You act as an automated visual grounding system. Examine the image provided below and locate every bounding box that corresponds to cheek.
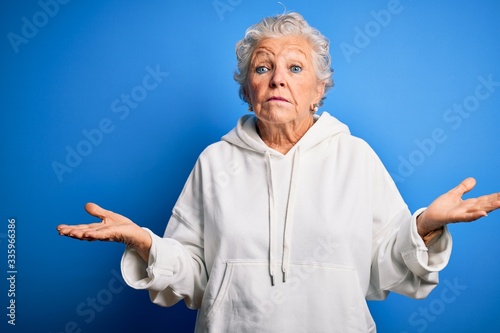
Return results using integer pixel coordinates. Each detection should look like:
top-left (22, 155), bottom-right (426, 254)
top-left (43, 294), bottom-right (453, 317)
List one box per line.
top-left (302, 76), bottom-right (322, 98)
top-left (248, 79), bottom-right (266, 99)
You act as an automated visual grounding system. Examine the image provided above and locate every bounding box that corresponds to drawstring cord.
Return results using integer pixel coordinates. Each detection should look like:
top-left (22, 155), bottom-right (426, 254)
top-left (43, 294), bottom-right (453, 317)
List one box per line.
top-left (281, 148), bottom-right (300, 282)
top-left (265, 149), bottom-right (300, 285)
top-left (265, 151), bottom-right (276, 286)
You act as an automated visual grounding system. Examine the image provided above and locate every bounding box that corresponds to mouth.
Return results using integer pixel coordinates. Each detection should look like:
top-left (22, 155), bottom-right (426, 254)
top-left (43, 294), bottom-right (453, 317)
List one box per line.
top-left (267, 96), bottom-right (289, 102)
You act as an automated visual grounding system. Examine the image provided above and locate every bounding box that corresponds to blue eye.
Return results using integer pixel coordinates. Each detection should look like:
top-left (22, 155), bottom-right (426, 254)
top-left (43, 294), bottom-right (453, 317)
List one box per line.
top-left (256, 66), bottom-right (269, 74)
top-left (290, 65), bottom-right (302, 73)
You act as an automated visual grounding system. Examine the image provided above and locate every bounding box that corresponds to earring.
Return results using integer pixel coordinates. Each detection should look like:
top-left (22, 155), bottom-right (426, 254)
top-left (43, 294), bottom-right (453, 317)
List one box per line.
top-left (311, 104), bottom-right (319, 113)
top-left (248, 105), bottom-right (253, 112)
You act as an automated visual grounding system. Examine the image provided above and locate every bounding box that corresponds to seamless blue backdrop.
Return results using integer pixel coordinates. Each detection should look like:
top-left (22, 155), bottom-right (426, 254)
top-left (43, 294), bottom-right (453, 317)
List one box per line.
top-left (1, 1), bottom-right (500, 332)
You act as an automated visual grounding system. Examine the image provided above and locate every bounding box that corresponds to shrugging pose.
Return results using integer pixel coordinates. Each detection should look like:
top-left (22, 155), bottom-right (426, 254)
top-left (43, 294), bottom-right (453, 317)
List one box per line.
top-left (58, 12), bottom-right (500, 333)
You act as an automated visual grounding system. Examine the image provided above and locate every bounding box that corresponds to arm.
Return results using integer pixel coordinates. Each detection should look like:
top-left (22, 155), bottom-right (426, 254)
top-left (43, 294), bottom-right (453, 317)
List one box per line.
top-left (58, 157), bottom-right (209, 309)
top-left (120, 160), bottom-right (208, 309)
top-left (58, 202), bottom-right (206, 308)
top-left (366, 146), bottom-right (452, 300)
top-left (370, 173), bottom-right (499, 300)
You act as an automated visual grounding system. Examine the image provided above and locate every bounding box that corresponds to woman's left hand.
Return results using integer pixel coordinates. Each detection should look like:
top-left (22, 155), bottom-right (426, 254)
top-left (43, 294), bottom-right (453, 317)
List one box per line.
top-left (417, 177), bottom-right (500, 237)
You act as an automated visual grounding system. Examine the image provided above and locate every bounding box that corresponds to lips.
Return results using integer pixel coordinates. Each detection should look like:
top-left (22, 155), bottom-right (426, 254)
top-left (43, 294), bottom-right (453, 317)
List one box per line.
top-left (267, 96), bottom-right (289, 102)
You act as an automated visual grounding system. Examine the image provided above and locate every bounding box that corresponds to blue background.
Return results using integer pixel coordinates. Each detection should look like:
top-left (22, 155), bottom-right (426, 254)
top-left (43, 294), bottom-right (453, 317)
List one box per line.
top-left (1, 0), bottom-right (500, 332)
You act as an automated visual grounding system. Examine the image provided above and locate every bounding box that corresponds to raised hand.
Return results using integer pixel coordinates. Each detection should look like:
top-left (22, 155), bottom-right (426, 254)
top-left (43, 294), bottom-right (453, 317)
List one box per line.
top-left (57, 203), bottom-right (152, 261)
top-left (417, 177), bottom-right (500, 237)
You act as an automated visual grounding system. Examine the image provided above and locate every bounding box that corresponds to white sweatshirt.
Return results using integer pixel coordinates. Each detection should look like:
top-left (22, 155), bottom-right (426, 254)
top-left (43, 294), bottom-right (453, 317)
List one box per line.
top-left (121, 112), bottom-right (452, 332)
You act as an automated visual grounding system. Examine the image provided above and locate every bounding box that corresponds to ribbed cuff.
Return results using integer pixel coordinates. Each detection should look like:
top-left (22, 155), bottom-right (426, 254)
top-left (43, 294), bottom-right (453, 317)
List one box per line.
top-left (398, 208), bottom-right (452, 277)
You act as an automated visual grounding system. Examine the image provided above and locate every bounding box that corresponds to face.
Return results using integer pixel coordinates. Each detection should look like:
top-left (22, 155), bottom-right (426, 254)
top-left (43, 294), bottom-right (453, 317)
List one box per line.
top-left (245, 35), bottom-right (325, 126)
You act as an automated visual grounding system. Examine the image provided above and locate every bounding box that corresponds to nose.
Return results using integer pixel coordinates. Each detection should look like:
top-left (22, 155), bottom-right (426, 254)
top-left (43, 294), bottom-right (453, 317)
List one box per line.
top-left (270, 67), bottom-right (286, 88)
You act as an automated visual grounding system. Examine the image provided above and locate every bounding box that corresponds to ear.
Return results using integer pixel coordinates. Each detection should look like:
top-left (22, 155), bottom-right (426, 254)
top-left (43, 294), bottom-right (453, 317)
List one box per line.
top-left (243, 86), bottom-right (252, 104)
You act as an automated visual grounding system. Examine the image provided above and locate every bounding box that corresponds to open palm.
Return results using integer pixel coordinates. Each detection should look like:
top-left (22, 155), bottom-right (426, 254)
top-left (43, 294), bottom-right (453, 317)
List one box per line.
top-left (418, 177), bottom-right (500, 236)
top-left (57, 203), bottom-right (151, 260)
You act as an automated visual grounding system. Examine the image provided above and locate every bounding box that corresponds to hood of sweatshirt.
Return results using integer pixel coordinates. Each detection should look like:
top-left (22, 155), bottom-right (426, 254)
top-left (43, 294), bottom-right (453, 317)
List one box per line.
top-left (222, 111), bottom-right (350, 156)
top-left (221, 111), bottom-right (350, 285)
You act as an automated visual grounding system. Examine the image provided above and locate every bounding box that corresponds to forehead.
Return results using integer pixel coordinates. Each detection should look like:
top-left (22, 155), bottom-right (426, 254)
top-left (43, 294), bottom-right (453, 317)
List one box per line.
top-left (252, 35), bottom-right (313, 60)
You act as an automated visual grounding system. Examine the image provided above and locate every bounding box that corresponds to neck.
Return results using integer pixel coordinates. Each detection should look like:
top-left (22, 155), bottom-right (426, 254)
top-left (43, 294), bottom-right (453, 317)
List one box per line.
top-left (257, 115), bottom-right (314, 154)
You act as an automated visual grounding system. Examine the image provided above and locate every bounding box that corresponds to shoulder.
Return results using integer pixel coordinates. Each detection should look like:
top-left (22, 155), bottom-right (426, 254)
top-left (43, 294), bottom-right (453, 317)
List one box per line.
top-left (194, 140), bottom-right (239, 170)
top-left (315, 112), bottom-right (377, 156)
top-left (335, 132), bottom-right (379, 158)
top-left (199, 140), bottom-right (234, 158)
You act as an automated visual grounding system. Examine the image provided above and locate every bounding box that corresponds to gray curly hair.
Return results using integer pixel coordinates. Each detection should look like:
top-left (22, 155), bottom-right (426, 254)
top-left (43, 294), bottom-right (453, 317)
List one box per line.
top-left (234, 12), bottom-right (334, 107)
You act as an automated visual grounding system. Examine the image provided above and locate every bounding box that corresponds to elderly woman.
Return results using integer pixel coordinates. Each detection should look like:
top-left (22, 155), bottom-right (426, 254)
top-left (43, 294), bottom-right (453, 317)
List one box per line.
top-left (58, 12), bottom-right (500, 332)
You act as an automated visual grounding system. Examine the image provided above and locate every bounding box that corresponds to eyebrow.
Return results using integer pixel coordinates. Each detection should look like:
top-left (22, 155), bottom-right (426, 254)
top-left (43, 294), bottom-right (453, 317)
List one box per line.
top-left (254, 45), bottom-right (307, 55)
top-left (252, 46), bottom-right (309, 63)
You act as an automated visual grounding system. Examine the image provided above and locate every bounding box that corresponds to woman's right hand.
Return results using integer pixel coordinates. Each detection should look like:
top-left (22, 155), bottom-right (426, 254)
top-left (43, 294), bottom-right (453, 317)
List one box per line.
top-left (57, 203), bottom-right (152, 262)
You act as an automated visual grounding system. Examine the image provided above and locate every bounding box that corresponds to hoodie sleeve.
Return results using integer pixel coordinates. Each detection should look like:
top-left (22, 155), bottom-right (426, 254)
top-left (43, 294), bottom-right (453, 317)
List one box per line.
top-left (120, 161), bottom-right (208, 309)
top-left (366, 148), bottom-right (452, 300)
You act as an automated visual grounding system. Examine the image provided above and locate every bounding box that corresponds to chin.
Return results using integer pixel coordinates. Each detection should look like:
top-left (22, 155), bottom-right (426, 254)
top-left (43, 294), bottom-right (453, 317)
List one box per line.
top-left (257, 110), bottom-right (297, 124)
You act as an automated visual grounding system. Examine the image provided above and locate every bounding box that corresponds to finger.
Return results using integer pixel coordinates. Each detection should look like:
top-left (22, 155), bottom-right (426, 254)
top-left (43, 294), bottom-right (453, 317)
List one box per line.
top-left (85, 202), bottom-right (112, 219)
top-left (449, 177), bottom-right (476, 197)
top-left (486, 192), bottom-right (500, 205)
top-left (81, 228), bottom-right (118, 242)
top-left (460, 210), bottom-right (488, 222)
top-left (60, 225), bottom-right (109, 240)
top-left (64, 232), bottom-right (97, 241)
top-left (59, 227), bottom-right (95, 239)
top-left (67, 232), bottom-right (104, 242)
top-left (57, 222), bottom-right (103, 234)
top-left (474, 192), bottom-right (500, 213)
top-left (81, 226), bottom-right (127, 243)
